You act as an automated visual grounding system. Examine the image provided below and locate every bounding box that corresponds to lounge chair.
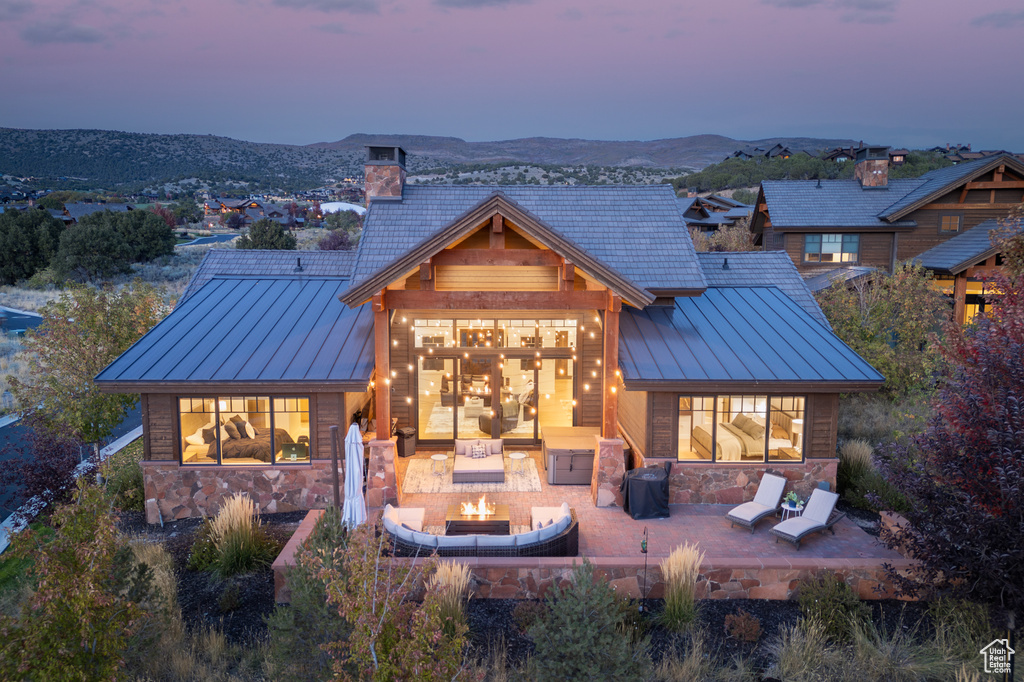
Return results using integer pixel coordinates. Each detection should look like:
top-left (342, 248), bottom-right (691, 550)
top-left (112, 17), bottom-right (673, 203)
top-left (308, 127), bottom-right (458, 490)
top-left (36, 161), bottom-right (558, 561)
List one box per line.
top-left (769, 489), bottom-right (846, 549)
top-left (725, 473), bottom-right (787, 533)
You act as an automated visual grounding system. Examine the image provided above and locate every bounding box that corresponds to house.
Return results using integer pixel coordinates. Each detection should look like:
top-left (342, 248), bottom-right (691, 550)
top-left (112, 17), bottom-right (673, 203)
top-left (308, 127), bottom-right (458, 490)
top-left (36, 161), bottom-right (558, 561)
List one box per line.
top-left (95, 146), bottom-right (882, 524)
top-left (751, 147), bottom-right (1024, 321)
top-left (63, 202), bottom-right (132, 223)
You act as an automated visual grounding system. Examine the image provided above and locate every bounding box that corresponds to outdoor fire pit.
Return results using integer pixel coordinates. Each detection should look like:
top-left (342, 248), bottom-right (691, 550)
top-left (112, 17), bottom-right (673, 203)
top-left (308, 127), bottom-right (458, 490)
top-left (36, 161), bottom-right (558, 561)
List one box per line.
top-left (445, 496), bottom-right (510, 535)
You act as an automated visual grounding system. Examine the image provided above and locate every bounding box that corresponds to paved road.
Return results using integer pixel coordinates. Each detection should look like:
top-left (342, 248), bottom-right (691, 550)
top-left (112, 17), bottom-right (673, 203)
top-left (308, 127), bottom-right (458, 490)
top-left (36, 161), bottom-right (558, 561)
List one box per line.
top-left (179, 234), bottom-right (239, 246)
top-left (0, 307), bottom-right (43, 336)
top-left (0, 404), bottom-right (142, 521)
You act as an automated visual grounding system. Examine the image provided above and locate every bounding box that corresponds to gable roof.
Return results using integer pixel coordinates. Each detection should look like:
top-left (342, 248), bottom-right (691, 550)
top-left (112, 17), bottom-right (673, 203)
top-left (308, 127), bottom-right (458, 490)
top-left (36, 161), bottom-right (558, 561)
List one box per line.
top-left (761, 178), bottom-right (923, 228)
top-left (618, 287), bottom-right (882, 391)
top-left (181, 249), bottom-right (356, 303)
top-left (96, 276), bottom-right (374, 390)
top-left (914, 218), bottom-right (1014, 275)
top-left (343, 185), bottom-right (706, 307)
top-left (64, 202), bottom-right (131, 220)
top-left (697, 252), bottom-right (829, 327)
top-left (879, 154), bottom-right (1024, 220)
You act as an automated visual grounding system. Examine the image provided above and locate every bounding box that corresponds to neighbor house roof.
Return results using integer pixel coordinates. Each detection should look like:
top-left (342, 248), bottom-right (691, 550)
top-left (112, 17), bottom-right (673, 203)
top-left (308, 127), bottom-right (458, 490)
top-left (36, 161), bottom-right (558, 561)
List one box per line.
top-left (803, 266), bottom-right (877, 293)
top-left (914, 219), bottom-right (1011, 275)
top-left (95, 276), bottom-right (374, 391)
top-left (696, 252), bottom-right (829, 327)
top-left (346, 185), bottom-right (706, 304)
top-left (617, 287), bottom-right (882, 391)
top-left (181, 249), bottom-right (356, 303)
top-left (761, 178), bottom-right (923, 228)
top-left (64, 202), bottom-right (132, 221)
top-left (878, 154), bottom-right (1024, 220)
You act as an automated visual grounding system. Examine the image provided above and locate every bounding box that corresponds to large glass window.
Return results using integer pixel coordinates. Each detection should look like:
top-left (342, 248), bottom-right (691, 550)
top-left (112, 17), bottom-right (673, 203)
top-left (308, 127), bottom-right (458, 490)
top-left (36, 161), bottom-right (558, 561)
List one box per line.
top-left (677, 395), bottom-right (806, 463)
top-left (179, 395), bottom-right (310, 466)
top-left (804, 234), bottom-right (859, 263)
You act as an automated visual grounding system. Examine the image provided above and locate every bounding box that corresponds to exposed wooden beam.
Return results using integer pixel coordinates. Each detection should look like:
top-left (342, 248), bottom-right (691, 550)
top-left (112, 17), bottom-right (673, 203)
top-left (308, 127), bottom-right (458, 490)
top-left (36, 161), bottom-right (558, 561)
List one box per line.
top-left (386, 290), bottom-right (608, 310)
top-left (489, 214), bottom-right (505, 249)
top-left (561, 260), bottom-right (575, 292)
top-left (965, 181), bottom-right (1024, 190)
top-left (920, 202), bottom-right (1022, 211)
top-left (431, 249), bottom-right (563, 267)
top-left (602, 293), bottom-right (621, 439)
top-left (419, 259), bottom-right (434, 291)
top-left (373, 294), bottom-right (390, 435)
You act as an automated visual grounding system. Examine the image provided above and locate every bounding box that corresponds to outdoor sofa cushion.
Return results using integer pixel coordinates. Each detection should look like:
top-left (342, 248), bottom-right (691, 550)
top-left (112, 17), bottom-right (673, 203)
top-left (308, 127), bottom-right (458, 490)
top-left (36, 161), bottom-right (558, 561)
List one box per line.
top-left (383, 504), bottom-right (425, 532)
top-left (531, 502), bottom-right (571, 529)
top-left (454, 439), bottom-right (503, 456)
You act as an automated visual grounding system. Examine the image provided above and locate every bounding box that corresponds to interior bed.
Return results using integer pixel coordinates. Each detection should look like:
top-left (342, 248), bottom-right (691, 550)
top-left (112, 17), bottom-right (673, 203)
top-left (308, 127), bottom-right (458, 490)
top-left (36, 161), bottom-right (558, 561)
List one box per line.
top-left (693, 412), bottom-right (797, 461)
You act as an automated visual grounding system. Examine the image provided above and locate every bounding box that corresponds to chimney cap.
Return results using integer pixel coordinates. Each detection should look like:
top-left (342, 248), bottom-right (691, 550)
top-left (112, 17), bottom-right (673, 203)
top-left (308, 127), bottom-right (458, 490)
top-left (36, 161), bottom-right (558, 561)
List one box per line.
top-left (855, 146), bottom-right (890, 162)
top-left (365, 145), bottom-right (407, 169)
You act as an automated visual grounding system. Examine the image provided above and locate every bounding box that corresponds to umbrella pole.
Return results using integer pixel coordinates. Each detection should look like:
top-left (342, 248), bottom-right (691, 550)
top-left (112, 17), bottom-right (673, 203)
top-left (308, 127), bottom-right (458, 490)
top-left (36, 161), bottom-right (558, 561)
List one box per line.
top-left (330, 425), bottom-right (342, 510)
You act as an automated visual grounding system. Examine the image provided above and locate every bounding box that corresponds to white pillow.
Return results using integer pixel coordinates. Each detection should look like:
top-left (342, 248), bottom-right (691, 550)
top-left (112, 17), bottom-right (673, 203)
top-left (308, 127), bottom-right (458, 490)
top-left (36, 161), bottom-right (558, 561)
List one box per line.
top-left (185, 426), bottom-right (205, 446)
top-left (245, 422), bottom-right (256, 439)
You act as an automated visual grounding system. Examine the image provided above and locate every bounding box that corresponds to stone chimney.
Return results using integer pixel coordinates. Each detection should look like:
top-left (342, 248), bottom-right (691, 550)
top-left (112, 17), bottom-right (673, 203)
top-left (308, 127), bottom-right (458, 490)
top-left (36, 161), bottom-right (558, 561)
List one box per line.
top-left (854, 146), bottom-right (890, 188)
top-left (364, 145), bottom-right (406, 202)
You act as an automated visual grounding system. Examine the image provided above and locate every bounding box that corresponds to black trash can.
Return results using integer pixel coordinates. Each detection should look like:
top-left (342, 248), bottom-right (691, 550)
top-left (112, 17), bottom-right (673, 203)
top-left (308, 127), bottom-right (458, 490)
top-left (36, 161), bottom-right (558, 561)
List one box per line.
top-left (396, 427), bottom-right (417, 457)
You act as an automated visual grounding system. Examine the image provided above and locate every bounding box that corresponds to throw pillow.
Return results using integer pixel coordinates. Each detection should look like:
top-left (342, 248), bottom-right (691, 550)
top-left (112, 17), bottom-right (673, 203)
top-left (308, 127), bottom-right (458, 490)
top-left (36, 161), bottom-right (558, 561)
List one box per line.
top-left (771, 424), bottom-right (788, 439)
top-left (470, 443), bottom-right (487, 459)
top-left (245, 422), bottom-right (256, 439)
top-left (535, 521), bottom-right (544, 530)
top-left (400, 522), bottom-right (414, 531)
top-left (202, 427), bottom-right (217, 444)
top-left (223, 421), bottom-right (241, 440)
top-left (229, 414), bottom-right (246, 427)
top-left (235, 421), bottom-right (250, 439)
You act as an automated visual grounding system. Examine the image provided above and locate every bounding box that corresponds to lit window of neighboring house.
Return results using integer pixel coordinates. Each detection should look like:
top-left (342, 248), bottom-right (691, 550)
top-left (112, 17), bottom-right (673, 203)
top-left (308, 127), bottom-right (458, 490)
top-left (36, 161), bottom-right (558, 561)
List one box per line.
top-left (940, 213), bottom-right (962, 233)
top-left (891, 155), bottom-right (905, 163)
top-left (804, 234), bottom-right (859, 263)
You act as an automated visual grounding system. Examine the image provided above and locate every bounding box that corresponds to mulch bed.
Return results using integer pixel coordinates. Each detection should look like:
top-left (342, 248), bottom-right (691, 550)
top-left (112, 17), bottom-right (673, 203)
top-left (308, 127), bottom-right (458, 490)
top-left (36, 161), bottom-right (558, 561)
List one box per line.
top-left (836, 499), bottom-right (882, 537)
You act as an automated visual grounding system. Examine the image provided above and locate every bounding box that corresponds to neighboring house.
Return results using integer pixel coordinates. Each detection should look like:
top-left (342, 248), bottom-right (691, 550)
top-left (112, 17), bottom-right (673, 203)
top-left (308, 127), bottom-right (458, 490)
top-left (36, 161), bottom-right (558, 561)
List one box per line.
top-left (751, 147), bottom-right (1024, 317)
top-left (63, 202), bottom-right (132, 223)
top-left (677, 196), bottom-right (753, 232)
top-left (203, 197), bottom-right (248, 216)
top-left (96, 146), bottom-right (882, 523)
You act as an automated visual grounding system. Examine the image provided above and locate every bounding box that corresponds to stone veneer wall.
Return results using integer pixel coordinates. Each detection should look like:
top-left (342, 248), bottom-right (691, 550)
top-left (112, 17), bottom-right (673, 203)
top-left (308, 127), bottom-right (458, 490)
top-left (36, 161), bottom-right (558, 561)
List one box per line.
top-left (142, 460), bottom-right (343, 524)
top-left (590, 437), bottom-right (626, 507)
top-left (637, 456), bottom-right (838, 504)
top-left (366, 439), bottom-right (398, 509)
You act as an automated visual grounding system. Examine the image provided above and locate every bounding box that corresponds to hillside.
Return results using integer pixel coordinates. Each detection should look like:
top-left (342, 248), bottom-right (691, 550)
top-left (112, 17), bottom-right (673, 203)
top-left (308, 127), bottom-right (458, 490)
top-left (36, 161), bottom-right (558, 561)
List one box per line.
top-left (0, 127), bottom-right (859, 192)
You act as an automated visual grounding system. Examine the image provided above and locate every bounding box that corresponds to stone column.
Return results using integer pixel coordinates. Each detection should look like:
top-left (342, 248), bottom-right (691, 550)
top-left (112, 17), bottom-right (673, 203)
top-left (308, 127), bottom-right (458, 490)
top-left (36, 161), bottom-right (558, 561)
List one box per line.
top-left (366, 438), bottom-right (398, 508)
top-left (590, 436), bottom-right (626, 507)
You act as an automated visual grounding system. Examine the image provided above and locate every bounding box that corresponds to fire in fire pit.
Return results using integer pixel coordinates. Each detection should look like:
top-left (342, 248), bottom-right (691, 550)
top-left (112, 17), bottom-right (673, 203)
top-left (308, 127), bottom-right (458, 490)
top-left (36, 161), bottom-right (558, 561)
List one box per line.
top-left (460, 496), bottom-right (495, 517)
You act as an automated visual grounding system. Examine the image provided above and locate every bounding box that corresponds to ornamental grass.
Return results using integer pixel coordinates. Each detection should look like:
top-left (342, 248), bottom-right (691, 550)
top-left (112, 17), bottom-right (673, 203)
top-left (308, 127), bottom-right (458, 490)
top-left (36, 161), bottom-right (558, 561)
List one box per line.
top-left (427, 559), bottom-right (472, 638)
top-left (659, 541), bottom-right (705, 632)
top-left (207, 492), bottom-right (278, 577)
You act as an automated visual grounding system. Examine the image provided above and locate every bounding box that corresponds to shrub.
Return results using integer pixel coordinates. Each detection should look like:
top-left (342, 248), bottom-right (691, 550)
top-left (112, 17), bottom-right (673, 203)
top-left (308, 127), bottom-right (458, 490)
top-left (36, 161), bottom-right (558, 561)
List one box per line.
top-left (186, 517), bottom-right (220, 572)
top-left (318, 229), bottom-right (353, 251)
top-left (848, 617), bottom-right (952, 682)
top-left (265, 506), bottom-right (350, 682)
top-left (0, 208), bottom-right (63, 285)
top-left (765, 619), bottom-right (834, 682)
top-left (100, 439), bottom-right (144, 511)
top-left (208, 492), bottom-right (279, 577)
top-left (930, 598), bottom-right (997, 672)
top-left (218, 582), bottom-right (241, 613)
top-left (796, 574), bottom-right (870, 643)
top-left (236, 218), bottom-right (297, 250)
top-left (724, 608), bottom-right (762, 643)
top-left (659, 541), bottom-right (705, 632)
top-left (0, 483), bottom-right (155, 681)
top-left (427, 560), bottom-right (471, 639)
top-left (512, 599), bottom-right (548, 633)
top-left (837, 439), bottom-right (873, 495)
top-left (527, 558), bottom-right (649, 681)
top-left (837, 438), bottom-right (910, 513)
top-left (838, 393), bottom-right (933, 444)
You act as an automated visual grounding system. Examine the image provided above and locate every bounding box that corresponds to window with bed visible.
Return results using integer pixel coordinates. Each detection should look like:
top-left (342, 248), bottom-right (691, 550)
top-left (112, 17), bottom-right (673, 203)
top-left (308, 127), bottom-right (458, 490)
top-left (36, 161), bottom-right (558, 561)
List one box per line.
top-left (179, 396), bottom-right (310, 466)
top-left (677, 394), bottom-right (805, 463)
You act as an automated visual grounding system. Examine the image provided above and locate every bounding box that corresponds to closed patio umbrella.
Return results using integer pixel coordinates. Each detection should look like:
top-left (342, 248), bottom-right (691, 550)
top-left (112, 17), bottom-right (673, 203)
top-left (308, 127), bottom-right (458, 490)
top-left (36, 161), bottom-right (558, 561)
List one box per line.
top-left (341, 423), bottom-right (367, 529)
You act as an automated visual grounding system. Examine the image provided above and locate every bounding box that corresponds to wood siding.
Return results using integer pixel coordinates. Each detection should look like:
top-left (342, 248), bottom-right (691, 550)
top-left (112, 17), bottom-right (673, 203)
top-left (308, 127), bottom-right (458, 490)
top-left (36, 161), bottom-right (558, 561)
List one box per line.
top-left (435, 265), bottom-right (559, 291)
top-left (649, 392), bottom-right (678, 457)
top-left (578, 316), bottom-right (604, 427)
top-left (617, 385), bottom-right (649, 457)
top-left (388, 314), bottom-right (414, 430)
top-left (787, 232), bottom-right (894, 275)
top-left (805, 393), bottom-right (838, 458)
top-left (315, 393), bottom-right (345, 458)
top-left (146, 393), bottom-right (176, 461)
top-left (897, 204), bottom-right (1018, 261)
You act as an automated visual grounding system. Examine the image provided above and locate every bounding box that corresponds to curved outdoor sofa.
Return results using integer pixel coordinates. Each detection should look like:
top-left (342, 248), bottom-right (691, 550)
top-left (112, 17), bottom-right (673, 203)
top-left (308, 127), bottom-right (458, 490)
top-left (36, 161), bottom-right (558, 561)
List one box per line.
top-left (381, 504), bottom-right (579, 558)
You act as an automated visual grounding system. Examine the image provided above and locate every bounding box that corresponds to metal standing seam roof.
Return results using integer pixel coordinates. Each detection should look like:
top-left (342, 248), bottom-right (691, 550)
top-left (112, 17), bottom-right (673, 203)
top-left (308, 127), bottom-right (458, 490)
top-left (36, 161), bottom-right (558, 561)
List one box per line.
top-left (761, 178), bottom-right (923, 228)
top-left (180, 249), bottom-right (356, 303)
top-left (696, 252), bottom-right (830, 327)
top-left (95, 276), bottom-right (375, 388)
top-left (914, 219), bottom-right (1012, 275)
top-left (349, 184), bottom-right (707, 296)
top-left (617, 287), bottom-right (882, 387)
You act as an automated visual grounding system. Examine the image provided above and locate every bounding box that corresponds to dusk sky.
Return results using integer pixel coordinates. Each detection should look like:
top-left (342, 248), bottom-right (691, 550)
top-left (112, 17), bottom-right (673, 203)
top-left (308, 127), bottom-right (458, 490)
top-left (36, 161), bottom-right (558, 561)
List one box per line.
top-left (1, 0), bottom-right (1023, 150)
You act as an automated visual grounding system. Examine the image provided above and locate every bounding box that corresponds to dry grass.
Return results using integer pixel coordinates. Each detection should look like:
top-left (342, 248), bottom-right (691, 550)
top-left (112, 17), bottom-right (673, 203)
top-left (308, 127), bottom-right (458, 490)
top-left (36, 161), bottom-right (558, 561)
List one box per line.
top-left (428, 559), bottom-right (472, 637)
top-left (848, 618), bottom-right (951, 682)
top-left (765, 619), bottom-right (836, 682)
top-left (0, 285), bottom-right (61, 312)
top-left (0, 333), bottom-right (32, 415)
top-left (659, 542), bottom-right (705, 631)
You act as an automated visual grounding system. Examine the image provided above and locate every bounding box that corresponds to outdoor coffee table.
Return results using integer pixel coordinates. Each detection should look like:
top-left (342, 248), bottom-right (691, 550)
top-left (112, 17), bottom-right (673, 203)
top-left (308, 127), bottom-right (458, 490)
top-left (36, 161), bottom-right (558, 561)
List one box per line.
top-left (508, 451), bottom-right (528, 475)
top-left (445, 503), bottom-right (510, 536)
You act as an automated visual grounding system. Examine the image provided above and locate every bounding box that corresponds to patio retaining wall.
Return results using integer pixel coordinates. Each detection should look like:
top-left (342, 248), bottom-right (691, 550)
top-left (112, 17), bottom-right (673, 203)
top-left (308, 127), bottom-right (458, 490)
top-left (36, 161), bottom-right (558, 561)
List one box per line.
top-left (636, 456), bottom-right (839, 504)
top-left (141, 460), bottom-right (343, 524)
top-left (272, 510), bottom-right (915, 603)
